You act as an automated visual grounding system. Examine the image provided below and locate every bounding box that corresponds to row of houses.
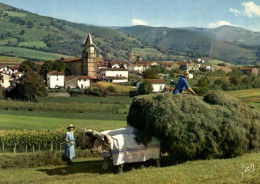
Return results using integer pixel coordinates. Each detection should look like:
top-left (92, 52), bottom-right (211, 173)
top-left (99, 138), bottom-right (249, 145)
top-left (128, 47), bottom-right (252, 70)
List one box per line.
top-left (0, 65), bottom-right (23, 88)
top-left (162, 61), bottom-right (260, 75)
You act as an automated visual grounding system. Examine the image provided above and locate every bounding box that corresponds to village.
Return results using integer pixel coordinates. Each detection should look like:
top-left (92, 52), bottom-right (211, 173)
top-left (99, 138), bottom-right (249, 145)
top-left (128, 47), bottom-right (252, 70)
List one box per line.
top-left (1, 33), bottom-right (260, 96)
top-left (0, 0), bottom-right (260, 183)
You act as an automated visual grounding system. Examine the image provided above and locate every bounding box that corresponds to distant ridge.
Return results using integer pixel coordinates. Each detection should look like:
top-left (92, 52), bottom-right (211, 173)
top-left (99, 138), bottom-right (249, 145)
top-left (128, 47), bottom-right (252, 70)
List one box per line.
top-left (0, 2), bottom-right (259, 64)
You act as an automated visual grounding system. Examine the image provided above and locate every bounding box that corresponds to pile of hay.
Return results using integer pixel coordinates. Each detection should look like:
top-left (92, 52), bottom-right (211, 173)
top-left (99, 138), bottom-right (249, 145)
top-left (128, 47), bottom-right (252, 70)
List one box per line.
top-left (127, 91), bottom-right (260, 161)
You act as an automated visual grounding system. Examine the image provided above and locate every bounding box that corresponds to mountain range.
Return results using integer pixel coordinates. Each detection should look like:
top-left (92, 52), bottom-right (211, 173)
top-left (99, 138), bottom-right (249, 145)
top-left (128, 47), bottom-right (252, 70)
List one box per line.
top-left (0, 2), bottom-right (259, 65)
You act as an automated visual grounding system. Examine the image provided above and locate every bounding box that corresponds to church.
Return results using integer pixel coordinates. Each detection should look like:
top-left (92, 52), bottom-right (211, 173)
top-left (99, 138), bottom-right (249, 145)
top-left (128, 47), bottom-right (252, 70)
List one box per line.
top-left (64, 33), bottom-right (97, 78)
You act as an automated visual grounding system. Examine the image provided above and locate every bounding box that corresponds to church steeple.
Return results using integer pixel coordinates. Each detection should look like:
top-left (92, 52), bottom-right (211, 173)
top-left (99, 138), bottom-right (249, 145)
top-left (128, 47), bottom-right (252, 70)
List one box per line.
top-left (85, 33), bottom-right (94, 46)
top-left (82, 33), bottom-right (97, 77)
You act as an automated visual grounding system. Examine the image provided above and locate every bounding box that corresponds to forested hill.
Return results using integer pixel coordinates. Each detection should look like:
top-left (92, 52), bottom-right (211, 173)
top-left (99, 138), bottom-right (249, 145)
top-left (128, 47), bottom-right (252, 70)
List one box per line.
top-left (186, 25), bottom-right (260, 46)
top-left (119, 26), bottom-right (259, 65)
top-left (0, 2), bottom-right (259, 64)
top-left (0, 2), bottom-right (148, 61)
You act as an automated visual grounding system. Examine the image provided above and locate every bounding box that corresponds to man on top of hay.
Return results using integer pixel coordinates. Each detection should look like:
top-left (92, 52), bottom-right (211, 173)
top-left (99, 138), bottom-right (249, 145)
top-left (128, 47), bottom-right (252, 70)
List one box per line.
top-left (173, 71), bottom-right (196, 95)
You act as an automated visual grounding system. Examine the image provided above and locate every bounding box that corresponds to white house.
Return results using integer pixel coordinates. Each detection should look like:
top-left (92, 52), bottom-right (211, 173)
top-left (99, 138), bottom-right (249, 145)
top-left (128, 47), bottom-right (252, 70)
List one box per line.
top-left (128, 61), bottom-right (158, 73)
top-left (65, 76), bottom-right (93, 89)
top-left (0, 73), bottom-right (11, 88)
top-left (100, 68), bottom-right (128, 83)
top-left (12, 72), bottom-right (24, 80)
top-left (136, 79), bottom-right (166, 92)
top-left (188, 73), bottom-right (194, 79)
top-left (109, 61), bottom-right (128, 69)
top-left (200, 65), bottom-right (214, 72)
top-left (47, 71), bottom-right (65, 89)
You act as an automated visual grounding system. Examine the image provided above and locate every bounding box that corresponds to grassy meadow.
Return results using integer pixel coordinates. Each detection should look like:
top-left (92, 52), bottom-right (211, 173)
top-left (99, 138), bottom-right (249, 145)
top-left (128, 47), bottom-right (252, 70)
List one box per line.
top-left (0, 46), bottom-right (71, 61)
top-left (0, 152), bottom-right (259, 184)
top-left (0, 96), bottom-right (131, 130)
top-left (225, 88), bottom-right (260, 108)
top-left (0, 90), bottom-right (259, 184)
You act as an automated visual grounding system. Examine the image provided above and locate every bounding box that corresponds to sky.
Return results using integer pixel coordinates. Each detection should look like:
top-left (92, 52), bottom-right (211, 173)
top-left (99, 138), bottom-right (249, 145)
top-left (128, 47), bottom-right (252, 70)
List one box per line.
top-left (0, 0), bottom-right (259, 31)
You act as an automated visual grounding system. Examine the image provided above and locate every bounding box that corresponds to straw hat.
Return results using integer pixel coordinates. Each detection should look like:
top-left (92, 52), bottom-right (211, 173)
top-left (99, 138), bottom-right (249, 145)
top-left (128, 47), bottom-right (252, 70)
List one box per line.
top-left (67, 124), bottom-right (75, 130)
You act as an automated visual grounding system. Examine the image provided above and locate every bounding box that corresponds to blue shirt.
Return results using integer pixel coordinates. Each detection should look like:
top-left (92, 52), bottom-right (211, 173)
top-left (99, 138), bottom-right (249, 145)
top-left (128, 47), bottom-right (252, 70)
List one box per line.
top-left (173, 76), bottom-right (189, 94)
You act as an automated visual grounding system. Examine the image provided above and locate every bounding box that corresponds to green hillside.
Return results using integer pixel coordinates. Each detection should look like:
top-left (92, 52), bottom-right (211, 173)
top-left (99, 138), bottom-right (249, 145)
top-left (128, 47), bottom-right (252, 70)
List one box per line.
top-left (0, 2), bottom-right (153, 61)
top-left (119, 26), bottom-right (259, 64)
top-left (0, 2), bottom-right (258, 64)
top-left (187, 25), bottom-right (260, 46)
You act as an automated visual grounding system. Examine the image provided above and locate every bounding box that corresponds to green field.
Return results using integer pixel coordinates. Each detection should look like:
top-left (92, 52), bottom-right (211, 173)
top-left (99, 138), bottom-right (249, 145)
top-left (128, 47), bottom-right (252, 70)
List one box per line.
top-left (0, 152), bottom-right (259, 184)
top-left (0, 110), bottom-right (126, 130)
top-left (0, 92), bottom-right (259, 183)
top-left (18, 41), bottom-right (47, 48)
top-left (0, 55), bottom-right (24, 65)
top-left (4, 10), bottom-right (27, 17)
top-left (0, 96), bottom-right (132, 130)
top-left (0, 46), bottom-right (71, 61)
top-left (225, 88), bottom-right (260, 108)
top-left (204, 59), bottom-right (236, 67)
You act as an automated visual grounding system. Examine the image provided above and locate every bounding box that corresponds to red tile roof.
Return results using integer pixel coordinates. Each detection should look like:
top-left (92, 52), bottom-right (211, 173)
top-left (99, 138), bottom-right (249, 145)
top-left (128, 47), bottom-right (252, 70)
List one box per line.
top-left (109, 61), bottom-right (127, 65)
top-left (78, 76), bottom-right (96, 80)
top-left (65, 75), bottom-right (96, 81)
top-left (162, 62), bottom-right (180, 66)
top-left (47, 71), bottom-right (64, 75)
top-left (101, 68), bottom-right (128, 71)
top-left (105, 76), bottom-right (127, 80)
top-left (63, 57), bottom-right (82, 63)
top-left (10, 65), bottom-right (20, 70)
top-left (140, 79), bottom-right (166, 84)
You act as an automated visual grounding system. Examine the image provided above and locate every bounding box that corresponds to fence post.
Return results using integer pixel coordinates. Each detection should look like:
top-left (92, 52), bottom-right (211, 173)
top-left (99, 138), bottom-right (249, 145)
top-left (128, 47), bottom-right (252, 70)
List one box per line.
top-left (32, 145), bottom-right (35, 154)
top-left (2, 143), bottom-right (4, 152)
top-left (51, 143), bottom-right (53, 151)
top-left (14, 143), bottom-right (16, 156)
top-left (25, 145), bottom-right (28, 153)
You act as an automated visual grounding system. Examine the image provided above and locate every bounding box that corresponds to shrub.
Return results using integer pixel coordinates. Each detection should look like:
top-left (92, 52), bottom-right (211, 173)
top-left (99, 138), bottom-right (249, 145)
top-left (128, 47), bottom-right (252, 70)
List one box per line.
top-left (138, 81), bottom-right (153, 95)
top-left (127, 91), bottom-right (260, 162)
top-left (229, 76), bottom-right (241, 85)
top-left (84, 87), bottom-right (103, 96)
top-left (107, 86), bottom-right (116, 93)
top-left (193, 87), bottom-right (209, 95)
top-left (129, 90), bottom-right (138, 98)
top-left (0, 100), bottom-right (120, 113)
top-left (198, 77), bottom-right (210, 88)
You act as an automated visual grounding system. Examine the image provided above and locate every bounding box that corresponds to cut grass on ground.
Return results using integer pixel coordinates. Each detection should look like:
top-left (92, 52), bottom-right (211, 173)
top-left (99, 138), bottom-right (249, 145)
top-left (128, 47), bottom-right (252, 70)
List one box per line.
top-left (0, 152), bottom-right (259, 184)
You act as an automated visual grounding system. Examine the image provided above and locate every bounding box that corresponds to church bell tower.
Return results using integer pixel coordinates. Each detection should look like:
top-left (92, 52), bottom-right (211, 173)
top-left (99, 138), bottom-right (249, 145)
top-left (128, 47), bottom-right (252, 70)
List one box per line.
top-left (82, 33), bottom-right (97, 77)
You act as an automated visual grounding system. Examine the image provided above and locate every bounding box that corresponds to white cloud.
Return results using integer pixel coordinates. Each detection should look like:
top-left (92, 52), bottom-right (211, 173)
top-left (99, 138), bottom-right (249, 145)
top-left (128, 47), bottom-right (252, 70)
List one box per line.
top-left (229, 8), bottom-right (241, 15)
top-left (208, 20), bottom-right (233, 28)
top-left (242, 1), bottom-right (260, 17)
top-left (131, 18), bottom-right (148, 26)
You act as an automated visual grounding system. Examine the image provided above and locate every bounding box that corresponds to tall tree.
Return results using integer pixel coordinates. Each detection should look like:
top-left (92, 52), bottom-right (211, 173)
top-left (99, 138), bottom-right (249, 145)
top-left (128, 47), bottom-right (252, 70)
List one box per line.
top-left (40, 60), bottom-right (54, 79)
top-left (6, 72), bottom-right (47, 101)
top-left (138, 81), bottom-right (153, 95)
top-left (19, 60), bottom-right (38, 73)
top-left (53, 60), bottom-right (66, 72)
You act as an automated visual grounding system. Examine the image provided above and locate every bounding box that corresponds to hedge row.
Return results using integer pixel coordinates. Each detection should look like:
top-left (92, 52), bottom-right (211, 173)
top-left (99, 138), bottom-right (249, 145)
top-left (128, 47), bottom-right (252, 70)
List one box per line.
top-left (0, 100), bottom-right (121, 113)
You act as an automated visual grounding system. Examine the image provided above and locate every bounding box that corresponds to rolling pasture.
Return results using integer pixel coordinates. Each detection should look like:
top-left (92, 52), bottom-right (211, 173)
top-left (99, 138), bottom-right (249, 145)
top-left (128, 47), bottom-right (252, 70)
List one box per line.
top-left (0, 46), bottom-right (71, 61)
